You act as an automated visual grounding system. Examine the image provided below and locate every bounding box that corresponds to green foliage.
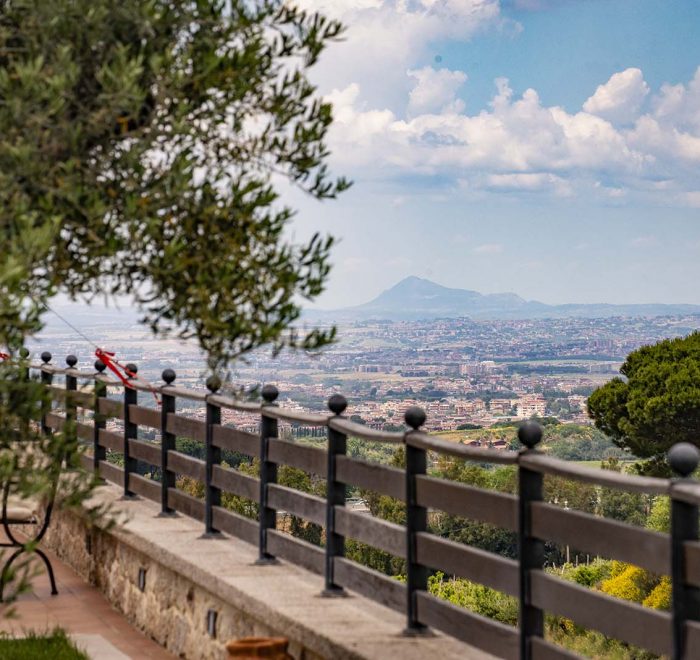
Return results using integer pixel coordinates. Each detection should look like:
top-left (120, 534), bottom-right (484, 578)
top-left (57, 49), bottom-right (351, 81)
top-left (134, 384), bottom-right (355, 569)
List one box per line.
top-left (0, 628), bottom-right (89, 659)
top-left (0, 356), bottom-right (110, 609)
top-left (588, 332), bottom-right (700, 468)
top-left (0, 0), bottom-right (349, 367)
top-left (429, 572), bottom-right (518, 626)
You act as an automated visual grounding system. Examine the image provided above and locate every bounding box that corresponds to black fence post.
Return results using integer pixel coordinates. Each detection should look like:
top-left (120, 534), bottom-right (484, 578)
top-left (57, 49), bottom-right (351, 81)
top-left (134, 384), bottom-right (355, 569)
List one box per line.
top-left (257, 384), bottom-right (279, 564)
top-left (93, 359), bottom-right (107, 476)
top-left (122, 363), bottom-right (138, 499)
top-left (159, 369), bottom-right (177, 516)
top-left (203, 376), bottom-right (222, 537)
top-left (404, 406), bottom-right (430, 635)
top-left (323, 394), bottom-right (348, 597)
top-left (40, 352), bottom-right (53, 436)
top-left (65, 355), bottom-right (78, 467)
top-left (517, 421), bottom-right (544, 660)
top-left (669, 442), bottom-right (700, 660)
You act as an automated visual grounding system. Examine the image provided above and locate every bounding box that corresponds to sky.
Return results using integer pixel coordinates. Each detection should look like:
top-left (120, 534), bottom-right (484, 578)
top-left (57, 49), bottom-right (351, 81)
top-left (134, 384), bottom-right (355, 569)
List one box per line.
top-left (287, 0), bottom-right (700, 308)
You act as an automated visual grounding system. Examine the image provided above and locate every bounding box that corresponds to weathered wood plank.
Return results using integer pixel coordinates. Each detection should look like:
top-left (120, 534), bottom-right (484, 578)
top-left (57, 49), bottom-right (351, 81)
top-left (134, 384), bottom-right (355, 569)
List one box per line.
top-left (415, 475), bottom-right (518, 531)
top-left (76, 422), bottom-right (92, 442)
top-left (211, 506), bottom-right (258, 545)
top-left (211, 465), bottom-right (259, 501)
top-left (415, 532), bottom-right (518, 597)
top-left (268, 439), bottom-right (326, 475)
top-left (45, 412), bottom-right (65, 430)
top-left (531, 502), bottom-right (669, 575)
top-left (98, 429), bottom-right (122, 452)
top-left (212, 425), bottom-right (258, 457)
top-left (168, 488), bottom-right (205, 521)
top-left (97, 397), bottom-right (123, 419)
top-left (267, 485), bottom-right (325, 526)
top-left (167, 451), bottom-right (206, 482)
top-left (98, 460), bottom-right (124, 487)
top-left (530, 571), bottom-right (672, 656)
top-left (130, 474), bottom-right (160, 502)
top-left (166, 413), bottom-right (205, 442)
top-left (334, 507), bottom-right (405, 557)
top-left (128, 439), bottom-right (162, 468)
top-left (416, 592), bottom-right (518, 660)
top-left (128, 405), bottom-right (161, 429)
top-left (335, 456), bottom-right (404, 500)
top-left (333, 558), bottom-right (405, 612)
top-left (520, 453), bottom-right (668, 495)
top-left (685, 541), bottom-right (700, 588)
top-left (267, 530), bottom-right (324, 575)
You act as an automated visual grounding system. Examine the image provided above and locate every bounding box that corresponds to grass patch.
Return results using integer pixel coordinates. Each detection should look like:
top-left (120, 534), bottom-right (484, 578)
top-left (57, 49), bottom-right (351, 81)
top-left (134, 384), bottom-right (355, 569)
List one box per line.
top-left (0, 628), bottom-right (89, 659)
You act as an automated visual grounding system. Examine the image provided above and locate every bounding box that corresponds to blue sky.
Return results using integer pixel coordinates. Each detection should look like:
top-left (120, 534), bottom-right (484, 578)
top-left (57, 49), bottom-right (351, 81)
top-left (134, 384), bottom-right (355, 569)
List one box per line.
top-left (290, 0), bottom-right (700, 307)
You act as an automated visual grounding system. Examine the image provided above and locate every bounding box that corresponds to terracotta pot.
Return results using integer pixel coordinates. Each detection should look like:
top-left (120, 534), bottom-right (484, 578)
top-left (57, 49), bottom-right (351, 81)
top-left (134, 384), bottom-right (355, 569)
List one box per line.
top-left (226, 637), bottom-right (292, 659)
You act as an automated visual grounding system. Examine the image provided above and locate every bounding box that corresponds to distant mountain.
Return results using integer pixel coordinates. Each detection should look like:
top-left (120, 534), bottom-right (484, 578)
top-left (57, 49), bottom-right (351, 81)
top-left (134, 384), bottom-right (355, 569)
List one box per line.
top-left (306, 276), bottom-right (700, 321)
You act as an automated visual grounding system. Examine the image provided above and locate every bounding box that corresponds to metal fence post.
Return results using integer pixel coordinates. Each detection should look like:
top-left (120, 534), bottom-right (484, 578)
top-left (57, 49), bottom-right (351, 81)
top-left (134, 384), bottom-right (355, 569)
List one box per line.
top-left (517, 421), bottom-right (545, 660)
top-left (65, 355), bottom-right (78, 467)
top-left (203, 376), bottom-right (222, 537)
top-left (404, 406), bottom-right (430, 635)
top-left (669, 442), bottom-right (700, 660)
top-left (257, 384), bottom-right (279, 564)
top-left (40, 352), bottom-right (53, 436)
top-left (323, 394), bottom-right (348, 597)
top-left (93, 359), bottom-right (107, 476)
top-left (122, 363), bottom-right (138, 499)
top-left (159, 369), bottom-right (177, 516)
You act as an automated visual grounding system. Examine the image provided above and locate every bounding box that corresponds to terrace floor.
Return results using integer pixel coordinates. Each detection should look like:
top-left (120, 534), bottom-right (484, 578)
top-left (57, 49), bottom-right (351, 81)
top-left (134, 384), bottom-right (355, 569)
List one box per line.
top-left (0, 540), bottom-right (173, 660)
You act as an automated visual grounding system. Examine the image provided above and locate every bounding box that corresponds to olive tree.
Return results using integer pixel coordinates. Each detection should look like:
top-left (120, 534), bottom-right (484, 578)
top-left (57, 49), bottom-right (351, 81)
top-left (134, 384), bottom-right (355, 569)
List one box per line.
top-left (0, 0), bottom-right (349, 367)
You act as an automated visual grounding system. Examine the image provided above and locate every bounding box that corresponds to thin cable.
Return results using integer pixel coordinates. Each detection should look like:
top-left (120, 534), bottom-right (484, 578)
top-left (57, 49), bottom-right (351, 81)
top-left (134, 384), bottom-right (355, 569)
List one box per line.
top-left (44, 303), bottom-right (100, 351)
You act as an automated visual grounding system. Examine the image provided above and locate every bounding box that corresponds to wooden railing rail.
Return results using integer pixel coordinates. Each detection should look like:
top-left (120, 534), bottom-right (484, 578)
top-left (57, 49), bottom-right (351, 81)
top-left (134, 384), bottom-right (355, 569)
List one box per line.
top-left (24, 354), bottom-right (700, 660)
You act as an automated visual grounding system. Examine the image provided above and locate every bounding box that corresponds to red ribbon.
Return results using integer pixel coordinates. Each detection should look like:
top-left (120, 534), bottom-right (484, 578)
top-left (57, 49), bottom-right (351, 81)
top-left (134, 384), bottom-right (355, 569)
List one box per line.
top-left (95, 348), bottom-right (160, 405)
top-left (95, 348), bottom-right (136, 388)
top-left (0, 352), bottom-right (9, 360)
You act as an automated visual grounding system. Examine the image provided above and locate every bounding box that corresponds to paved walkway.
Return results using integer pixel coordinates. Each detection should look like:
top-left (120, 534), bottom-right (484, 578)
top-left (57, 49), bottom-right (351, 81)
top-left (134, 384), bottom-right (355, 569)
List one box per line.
top-left (0, 542), bottom-right (173, 659)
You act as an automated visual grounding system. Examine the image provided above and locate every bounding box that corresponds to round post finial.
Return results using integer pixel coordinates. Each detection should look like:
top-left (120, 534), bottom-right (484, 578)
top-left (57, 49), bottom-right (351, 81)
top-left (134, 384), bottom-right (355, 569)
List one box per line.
top-left (261, 384), bottom-right (279, 404)
top-left (162, 368), bottom-right (176, 385)
top-left (518, 421), bottom-right (543, 449)
top-left (19, 347), bottom-right (29, 359)
top-left (668, 442), bottom-right (700, 478)
top-left (206, 375), bottom-right (222, 393)
top-left (328, 394), bottom-right (348, 416)
top-left (405, 406), bottom-right (427, 430)
top-left (41, 351), bottom-right (52, 364)
top-left (125, 363), bottom-right (138, 377)
top-left (94, 359), bottom-right (106, 372)
top-left (66, 355), bottom-right (78, 368)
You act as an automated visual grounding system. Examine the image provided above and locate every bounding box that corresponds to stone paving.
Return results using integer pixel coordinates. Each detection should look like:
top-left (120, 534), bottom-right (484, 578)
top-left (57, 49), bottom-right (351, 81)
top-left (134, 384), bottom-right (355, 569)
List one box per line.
top-left (0, 542), bottom-right (173, 659)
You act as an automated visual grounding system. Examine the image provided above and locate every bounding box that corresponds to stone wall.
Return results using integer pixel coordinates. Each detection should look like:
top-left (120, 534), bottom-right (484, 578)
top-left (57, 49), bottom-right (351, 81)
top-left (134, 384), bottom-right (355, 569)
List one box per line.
top-left (40, 506), bottom-right (321, 660)
top-left (34, 483), bottom-right (490, 660)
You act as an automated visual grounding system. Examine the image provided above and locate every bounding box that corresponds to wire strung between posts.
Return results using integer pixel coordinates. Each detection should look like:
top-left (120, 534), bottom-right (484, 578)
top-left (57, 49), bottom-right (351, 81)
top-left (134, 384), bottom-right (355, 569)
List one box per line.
top-left (44, 303), bottom-right (161, 405)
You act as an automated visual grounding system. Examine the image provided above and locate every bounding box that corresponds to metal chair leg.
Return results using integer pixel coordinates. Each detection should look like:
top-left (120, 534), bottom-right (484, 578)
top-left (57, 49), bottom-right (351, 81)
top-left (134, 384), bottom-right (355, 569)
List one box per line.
top-left (34, 548), bottom-right (58, 595)
top-left (0, 547), bottom-right (24, 602)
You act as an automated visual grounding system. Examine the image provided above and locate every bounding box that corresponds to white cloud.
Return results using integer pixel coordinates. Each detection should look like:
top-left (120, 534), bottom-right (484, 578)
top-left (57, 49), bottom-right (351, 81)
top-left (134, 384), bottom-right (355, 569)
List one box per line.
top-left (583, 68), bottom-right (649, 123)
top-left (323, 65), bottom-right (700, 206)
top-left (295, 0), bottom-right (503, 110)
top-left (407, 67), bottom-right (467, 116)
top-left (630, 235), bottom-right (657, 248)
top-left (299, 1), bottom-right (700, 207)
top-left (473, 243), bottom-right (503, 254)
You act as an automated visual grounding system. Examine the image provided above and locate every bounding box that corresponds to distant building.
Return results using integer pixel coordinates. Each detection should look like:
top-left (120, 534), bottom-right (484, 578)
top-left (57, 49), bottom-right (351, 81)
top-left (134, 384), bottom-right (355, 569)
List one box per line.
top-left (516, 394), bottom-right (546, 418)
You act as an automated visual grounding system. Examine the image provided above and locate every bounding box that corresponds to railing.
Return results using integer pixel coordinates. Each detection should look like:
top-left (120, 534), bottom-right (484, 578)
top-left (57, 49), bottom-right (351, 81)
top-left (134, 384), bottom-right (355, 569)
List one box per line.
top-left (26, 352), bottom-right (700, 660)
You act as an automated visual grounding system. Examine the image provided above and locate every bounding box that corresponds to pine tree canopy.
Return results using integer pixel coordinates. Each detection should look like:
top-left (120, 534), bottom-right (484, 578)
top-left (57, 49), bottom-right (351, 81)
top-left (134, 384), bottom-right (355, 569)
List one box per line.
top-left (587, 332), bottom-right (700, 471)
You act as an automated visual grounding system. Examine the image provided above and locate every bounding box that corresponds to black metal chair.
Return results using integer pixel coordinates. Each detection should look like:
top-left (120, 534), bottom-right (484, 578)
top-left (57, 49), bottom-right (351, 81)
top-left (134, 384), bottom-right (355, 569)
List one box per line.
top-left (0, 457), bottom-right (58, 601)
